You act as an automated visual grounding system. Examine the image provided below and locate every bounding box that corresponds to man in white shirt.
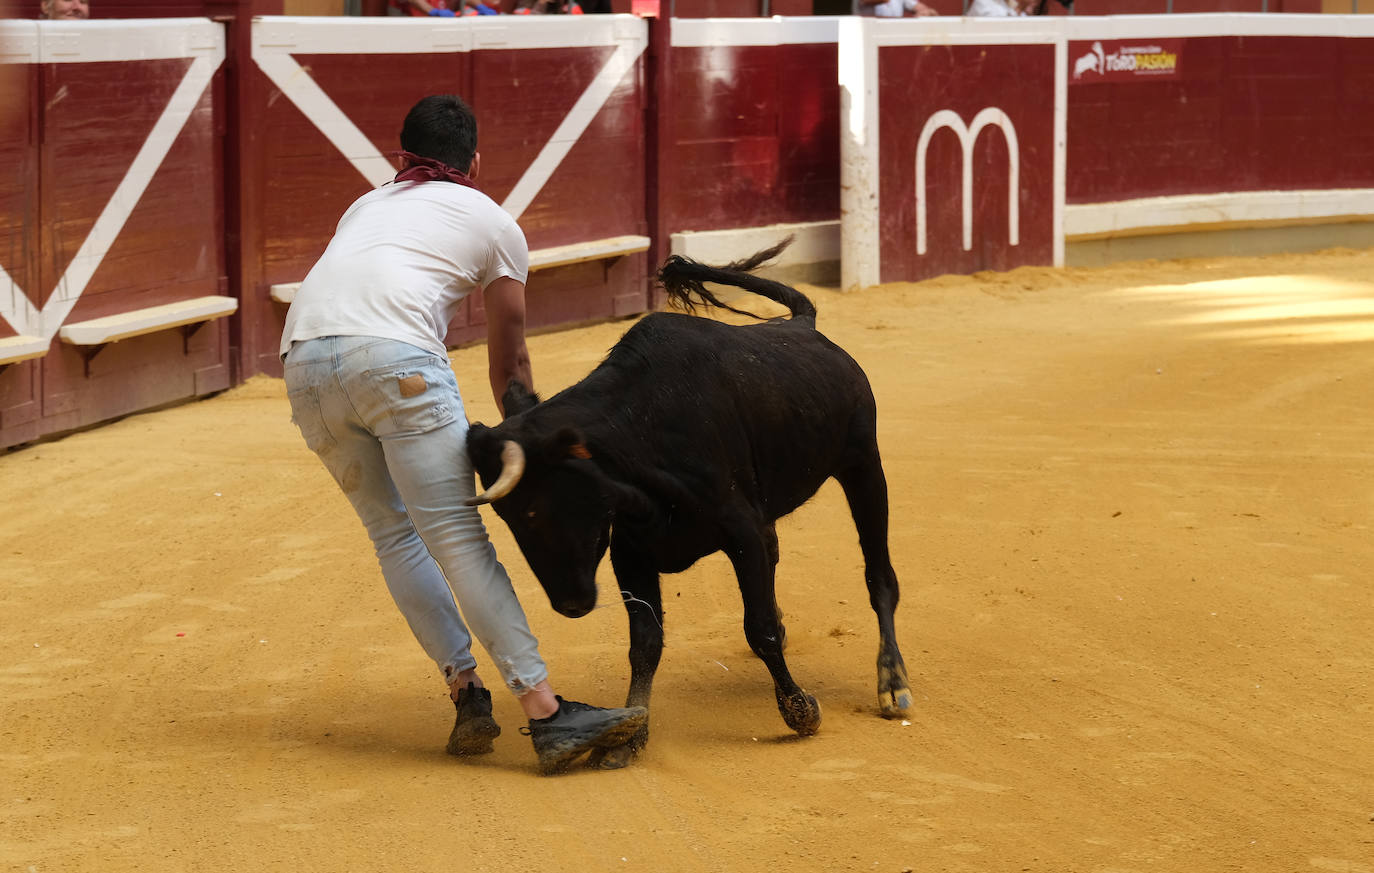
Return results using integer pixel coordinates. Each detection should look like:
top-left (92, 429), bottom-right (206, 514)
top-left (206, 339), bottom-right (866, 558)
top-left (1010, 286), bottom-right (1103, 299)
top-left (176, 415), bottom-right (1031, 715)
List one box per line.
top-left (281, 95), bottom-right (645, 774)
top-left (853, 0), bottom-right (939, 17)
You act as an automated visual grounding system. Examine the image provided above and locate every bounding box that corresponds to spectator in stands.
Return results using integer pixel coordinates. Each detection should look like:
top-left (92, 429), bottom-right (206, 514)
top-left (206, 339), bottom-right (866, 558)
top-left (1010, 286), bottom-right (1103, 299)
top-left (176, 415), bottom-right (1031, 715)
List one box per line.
top-left (853, 0), bottom-right (939, 17)
top-left (279, 94), bottom-right (646, 774)
top-left (40, 0), bottom-right (89, 19)
top-left (966, 0), bottom-right (1025, 14)
top-left (514, 0), bottom-right (611, 12)
top-left (968, 0), bottom-right (1068, 14)
top-left (387, 0), bottom-right (459, 15)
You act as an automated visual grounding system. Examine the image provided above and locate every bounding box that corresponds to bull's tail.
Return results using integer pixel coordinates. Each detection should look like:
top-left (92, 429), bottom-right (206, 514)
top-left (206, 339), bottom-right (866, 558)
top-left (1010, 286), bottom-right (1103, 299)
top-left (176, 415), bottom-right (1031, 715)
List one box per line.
top-left (656, 236), bottom-right (818, 323)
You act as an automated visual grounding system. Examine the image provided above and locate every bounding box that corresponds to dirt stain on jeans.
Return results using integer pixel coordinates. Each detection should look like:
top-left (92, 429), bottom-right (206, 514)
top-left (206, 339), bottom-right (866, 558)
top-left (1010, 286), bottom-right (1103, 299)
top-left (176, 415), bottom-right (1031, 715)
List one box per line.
top-left (337, 460), bottom-right (363, 493)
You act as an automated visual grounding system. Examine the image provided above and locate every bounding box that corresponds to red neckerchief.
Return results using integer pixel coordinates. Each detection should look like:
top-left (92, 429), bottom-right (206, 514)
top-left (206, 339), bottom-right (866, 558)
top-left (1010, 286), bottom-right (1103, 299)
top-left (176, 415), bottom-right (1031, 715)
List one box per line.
top-left (391, 150), bottom-right (481, 192)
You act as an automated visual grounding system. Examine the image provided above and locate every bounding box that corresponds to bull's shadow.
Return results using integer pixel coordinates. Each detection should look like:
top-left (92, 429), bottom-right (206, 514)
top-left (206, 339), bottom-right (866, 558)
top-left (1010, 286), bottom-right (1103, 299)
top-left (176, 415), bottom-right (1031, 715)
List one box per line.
top-left (466, 239), bottom-right (912, 769)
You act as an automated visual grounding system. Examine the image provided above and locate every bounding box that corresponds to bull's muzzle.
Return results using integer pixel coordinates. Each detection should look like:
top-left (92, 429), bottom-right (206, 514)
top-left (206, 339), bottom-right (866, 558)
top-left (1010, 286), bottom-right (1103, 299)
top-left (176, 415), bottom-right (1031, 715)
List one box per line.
top-left (553, 596), bottom-right (597, 619)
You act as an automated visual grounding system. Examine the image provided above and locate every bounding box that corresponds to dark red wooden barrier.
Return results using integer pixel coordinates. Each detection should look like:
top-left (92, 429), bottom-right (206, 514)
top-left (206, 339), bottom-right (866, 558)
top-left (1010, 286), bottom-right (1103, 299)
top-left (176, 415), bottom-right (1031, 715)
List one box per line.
top-left (235, 16), bottom-right (651, 378)
top-left (1067, 34), bottom-right (1374, 203)
top-left (1, 20), bottom-right (231, 450)
top-left (3, 10), bottom-right (1370, 450)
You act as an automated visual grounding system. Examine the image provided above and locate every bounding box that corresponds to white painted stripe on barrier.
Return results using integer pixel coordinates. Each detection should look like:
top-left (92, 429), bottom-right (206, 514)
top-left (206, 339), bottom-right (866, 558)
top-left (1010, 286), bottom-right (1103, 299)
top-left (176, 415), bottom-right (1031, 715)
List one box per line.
top-left (1059, 13), bottom-right (1374, 41)
top-left (34, 18), bottom-right (223, 64)
top-left (500, 30), bottom-right (647, 220)
top-left (1064, 189), bottom-right (1374, 239)
top-left (0, 21), bottom-right (39, 63)
top-left (0, 266), bottom-right (40, 339)
top-left (671, 221), bottom-right (839, 267)
top-left (839, 16), bottom-right (881, 293)
top-left (254, 17), bottom-right (471, 55)
top-left (791, 14), bottom-right (1374, 52)
top-left (858, 14), bottom-right (1374, 46)
top-left (868, 18), bottom-right (1058, 47)
top-left (1052, 36), bottom-right (1066, 269)
top-left (37, 53), bottom-right (222, 342)
top-left (252, 15), bottom-right (635, 57)
top-left (254, 53), bottom-right (397, 189)
top-left (671, 16), bottom-right (842, 48)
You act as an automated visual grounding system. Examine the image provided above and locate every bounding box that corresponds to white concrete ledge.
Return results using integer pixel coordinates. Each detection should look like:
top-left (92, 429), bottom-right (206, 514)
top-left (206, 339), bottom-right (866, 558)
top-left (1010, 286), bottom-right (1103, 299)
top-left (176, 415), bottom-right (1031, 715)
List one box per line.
top-left (1065, 189), bottom-right (1374, 240)
top-left (527, 234), bottom-right (650, 271)
top-left (0, 334), bottom-right (48, 366)
top-left (269, 235), bottom-right (652, 306)
top-left (671, 220), bottom-right (840, 267)
top-left (58, 295), bottom-right (238, 346)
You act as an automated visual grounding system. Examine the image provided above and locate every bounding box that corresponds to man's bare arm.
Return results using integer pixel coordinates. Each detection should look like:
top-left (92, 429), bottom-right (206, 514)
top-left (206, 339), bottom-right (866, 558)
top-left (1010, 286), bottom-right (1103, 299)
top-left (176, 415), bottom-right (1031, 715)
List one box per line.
top-left (482, 276), bottom-right (534, 418)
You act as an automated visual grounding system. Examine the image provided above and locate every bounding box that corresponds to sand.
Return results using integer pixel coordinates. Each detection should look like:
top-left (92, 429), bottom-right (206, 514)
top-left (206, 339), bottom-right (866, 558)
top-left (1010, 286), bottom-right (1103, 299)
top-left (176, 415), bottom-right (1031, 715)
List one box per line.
top-left (2, 247), bottom-right (1372, 872)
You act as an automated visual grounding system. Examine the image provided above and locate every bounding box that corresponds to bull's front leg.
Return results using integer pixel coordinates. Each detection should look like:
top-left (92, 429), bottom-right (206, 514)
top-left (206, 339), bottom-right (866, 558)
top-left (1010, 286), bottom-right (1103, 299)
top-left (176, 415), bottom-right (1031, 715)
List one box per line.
top-left (586, 544), bottom-right (663, 770)
top-left (726, 523), bottom-right (821, 737)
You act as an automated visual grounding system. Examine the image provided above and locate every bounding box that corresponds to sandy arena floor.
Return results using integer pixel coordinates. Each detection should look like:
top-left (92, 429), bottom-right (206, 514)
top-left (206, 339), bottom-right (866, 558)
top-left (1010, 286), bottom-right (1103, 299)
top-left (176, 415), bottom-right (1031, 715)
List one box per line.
top-left (2, 248), bottom-right (1372, 872)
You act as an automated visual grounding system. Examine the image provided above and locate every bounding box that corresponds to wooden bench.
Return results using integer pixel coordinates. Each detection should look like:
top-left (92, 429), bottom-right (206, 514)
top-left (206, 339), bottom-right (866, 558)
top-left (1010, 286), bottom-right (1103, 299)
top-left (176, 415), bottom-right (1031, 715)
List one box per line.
top-left (58, 295), bottom-right (238, 375)
top-left (269, 234), bottom-right (651, 306)
top-left (527, 234), bottom-right (650, 271)
top-left (0, 335), bottom-right (49, 371)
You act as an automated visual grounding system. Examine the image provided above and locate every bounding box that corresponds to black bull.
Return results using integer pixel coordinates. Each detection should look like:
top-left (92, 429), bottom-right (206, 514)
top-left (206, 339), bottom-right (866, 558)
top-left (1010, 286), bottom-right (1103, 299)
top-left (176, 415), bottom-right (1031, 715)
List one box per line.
top-left (466, 240), bottom-right (912, 769)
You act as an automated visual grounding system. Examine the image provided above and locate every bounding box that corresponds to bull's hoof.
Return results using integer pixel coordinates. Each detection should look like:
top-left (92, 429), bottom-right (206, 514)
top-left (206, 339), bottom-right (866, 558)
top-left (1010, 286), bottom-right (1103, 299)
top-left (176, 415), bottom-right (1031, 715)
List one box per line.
top-left (585, 724), bottom-right (647, 770)
top-left (776, 689), bottom-right (822, 736)
top-left (877, 658), bottom-right (913, 718)
top-left (585, 743), bottom-right (636, 770)
top-left (879, 686), bottom-right (913, 718)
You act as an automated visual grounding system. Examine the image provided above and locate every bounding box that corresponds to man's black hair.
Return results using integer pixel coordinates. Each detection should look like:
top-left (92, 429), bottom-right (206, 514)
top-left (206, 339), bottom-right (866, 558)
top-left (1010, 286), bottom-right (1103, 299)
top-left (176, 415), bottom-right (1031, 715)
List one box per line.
top-left (400, 95), bottom-right (478, 172)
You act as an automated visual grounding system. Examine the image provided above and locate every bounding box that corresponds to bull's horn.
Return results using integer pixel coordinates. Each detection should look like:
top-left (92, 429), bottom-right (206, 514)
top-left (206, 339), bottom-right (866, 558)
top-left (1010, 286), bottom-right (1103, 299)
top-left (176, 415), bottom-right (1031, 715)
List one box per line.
top-left (467, 440), bottom-right (525, 506)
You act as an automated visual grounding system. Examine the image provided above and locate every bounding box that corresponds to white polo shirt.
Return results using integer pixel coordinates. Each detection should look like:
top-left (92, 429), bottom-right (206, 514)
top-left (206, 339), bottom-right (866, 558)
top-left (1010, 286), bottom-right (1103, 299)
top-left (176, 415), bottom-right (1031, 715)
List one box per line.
top-left (280, 180), bottom-right (529, 359)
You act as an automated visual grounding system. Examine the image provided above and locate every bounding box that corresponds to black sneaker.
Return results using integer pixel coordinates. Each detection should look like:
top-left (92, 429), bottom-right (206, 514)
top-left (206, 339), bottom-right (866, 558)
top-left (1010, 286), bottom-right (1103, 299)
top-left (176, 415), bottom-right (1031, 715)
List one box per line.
top-left (519, 697), bottom-right (648, 775)
top-left (446, 682), bottom-right (501, 756)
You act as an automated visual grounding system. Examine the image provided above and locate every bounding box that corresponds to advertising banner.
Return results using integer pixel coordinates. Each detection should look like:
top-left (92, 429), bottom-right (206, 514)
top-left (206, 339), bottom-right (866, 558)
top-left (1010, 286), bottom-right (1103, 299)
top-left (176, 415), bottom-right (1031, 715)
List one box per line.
top-left (1069, 39), bottom-right (1182, 83)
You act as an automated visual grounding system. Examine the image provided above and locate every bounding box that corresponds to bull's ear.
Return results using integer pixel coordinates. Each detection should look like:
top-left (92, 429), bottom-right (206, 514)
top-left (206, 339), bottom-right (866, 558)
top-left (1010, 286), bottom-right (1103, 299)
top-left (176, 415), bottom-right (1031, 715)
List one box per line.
top-left (501, 380), bottom-right (541, 418)
top-left (547, 427), bottom-right (592, 462)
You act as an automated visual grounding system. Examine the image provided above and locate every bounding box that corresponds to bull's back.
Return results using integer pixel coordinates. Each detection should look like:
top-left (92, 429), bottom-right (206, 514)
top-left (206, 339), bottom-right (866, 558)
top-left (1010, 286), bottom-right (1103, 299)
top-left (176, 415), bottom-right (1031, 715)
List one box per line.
top-left (610, 313), bottom-right (875, 521)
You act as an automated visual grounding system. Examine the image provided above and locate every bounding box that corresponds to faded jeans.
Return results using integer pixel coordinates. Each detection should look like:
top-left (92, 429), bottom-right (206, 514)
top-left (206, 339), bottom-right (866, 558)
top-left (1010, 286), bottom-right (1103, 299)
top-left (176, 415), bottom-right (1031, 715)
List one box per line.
top-left (283, 335), bottom-right (548, 695)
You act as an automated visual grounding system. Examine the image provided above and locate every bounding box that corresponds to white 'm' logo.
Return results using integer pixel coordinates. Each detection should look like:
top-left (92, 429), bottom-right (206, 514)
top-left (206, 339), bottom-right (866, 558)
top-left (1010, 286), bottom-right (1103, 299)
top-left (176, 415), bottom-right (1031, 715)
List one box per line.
top-left (915, 108), bottom-right (1020, 257)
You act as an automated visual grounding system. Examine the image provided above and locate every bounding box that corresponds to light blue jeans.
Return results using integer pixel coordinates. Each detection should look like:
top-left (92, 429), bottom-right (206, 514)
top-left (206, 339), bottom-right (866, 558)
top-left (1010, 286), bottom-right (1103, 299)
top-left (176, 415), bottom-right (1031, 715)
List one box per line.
top-left (283, 335), bottom-right (548, 696)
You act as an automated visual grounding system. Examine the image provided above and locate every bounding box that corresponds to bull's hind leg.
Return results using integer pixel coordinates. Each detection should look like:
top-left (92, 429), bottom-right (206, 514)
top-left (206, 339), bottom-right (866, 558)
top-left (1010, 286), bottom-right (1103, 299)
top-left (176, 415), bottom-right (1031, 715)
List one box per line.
top-left (727, 520), bottom-right (821, 736)
top-left (586, 543), bottom-right (663, 770)
top-left (836, 444), bottom-right (913, 718)
top-left (764, 522), bottom-right (787, 651)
